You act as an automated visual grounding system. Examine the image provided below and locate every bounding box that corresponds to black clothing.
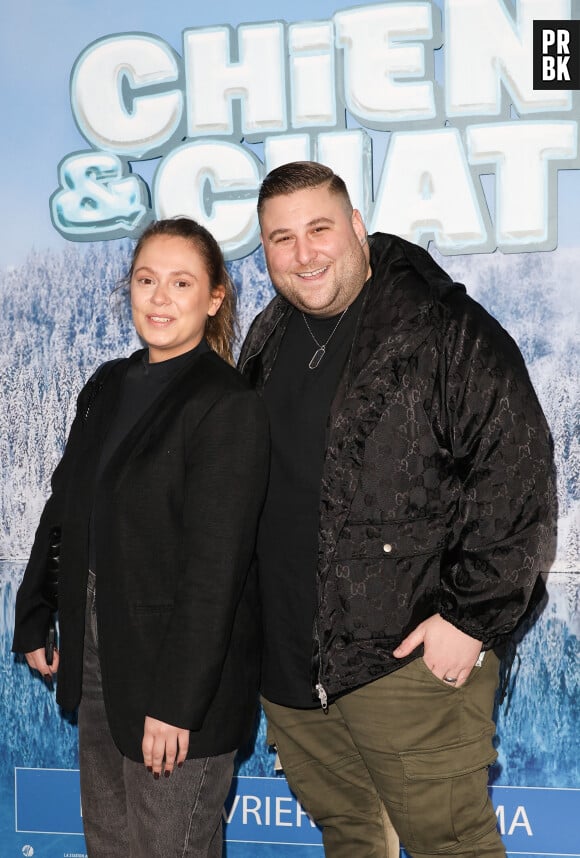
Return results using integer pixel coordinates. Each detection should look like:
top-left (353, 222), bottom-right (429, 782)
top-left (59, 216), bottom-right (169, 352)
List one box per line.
top-left (89, 342), bottom-right (209, 573)
top-left (99, 341), bottom-right (209, 470)
top-left (13, 348), bottom-right (269, 760)
top-left (239, 232), bottom-right (557, 706)
top-left (258, 291), bottom-right (365, 707)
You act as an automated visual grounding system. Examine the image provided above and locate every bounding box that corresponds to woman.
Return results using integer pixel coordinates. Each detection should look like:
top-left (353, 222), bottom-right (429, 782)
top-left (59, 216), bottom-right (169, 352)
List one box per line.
top-left (12, 218), bottom-right (269, 857)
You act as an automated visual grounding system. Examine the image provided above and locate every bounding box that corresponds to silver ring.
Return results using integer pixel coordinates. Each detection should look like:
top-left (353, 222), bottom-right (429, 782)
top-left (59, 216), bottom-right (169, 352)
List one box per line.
top-left (443, 676), bottom-right (457, 684)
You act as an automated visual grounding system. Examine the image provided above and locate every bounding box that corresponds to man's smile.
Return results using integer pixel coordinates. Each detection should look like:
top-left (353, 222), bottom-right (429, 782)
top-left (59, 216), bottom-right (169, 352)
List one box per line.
top-left (296, 265), bottom-right (330, 280)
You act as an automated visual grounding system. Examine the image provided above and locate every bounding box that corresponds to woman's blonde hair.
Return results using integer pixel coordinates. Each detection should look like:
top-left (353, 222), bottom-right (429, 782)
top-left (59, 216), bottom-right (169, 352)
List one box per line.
top-left (129, 218), bottom-right (238, 364)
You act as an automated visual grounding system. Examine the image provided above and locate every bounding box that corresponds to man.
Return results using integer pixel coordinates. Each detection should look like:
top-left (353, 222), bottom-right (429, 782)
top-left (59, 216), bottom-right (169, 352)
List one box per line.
top-left (239, 161), bottom-right (556, 858)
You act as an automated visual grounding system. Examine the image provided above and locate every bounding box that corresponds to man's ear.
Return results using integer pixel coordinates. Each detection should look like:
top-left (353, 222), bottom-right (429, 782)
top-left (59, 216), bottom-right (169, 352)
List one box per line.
top-left (352, 209), bottom-right (367, 244)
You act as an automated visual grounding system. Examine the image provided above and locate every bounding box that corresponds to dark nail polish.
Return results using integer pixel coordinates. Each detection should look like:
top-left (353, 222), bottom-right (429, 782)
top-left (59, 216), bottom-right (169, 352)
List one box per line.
top-left (164, 770), bottom-right (171, 778)
top-left (147, 766), bottom-right (153, 773)
top-left (153, 772), bottom-right (159, 780)
top-left (177, 762), bottom-right (183, 769)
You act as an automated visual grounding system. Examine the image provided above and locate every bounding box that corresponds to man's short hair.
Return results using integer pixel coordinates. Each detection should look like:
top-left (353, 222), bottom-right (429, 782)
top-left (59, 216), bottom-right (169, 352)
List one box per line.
top-left (257, 161), bottom-right (352, 221)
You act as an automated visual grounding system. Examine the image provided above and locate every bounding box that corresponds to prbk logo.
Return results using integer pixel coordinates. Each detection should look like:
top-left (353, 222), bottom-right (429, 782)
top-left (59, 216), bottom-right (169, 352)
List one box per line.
top-left (533, 19), bottom-right (580, 89)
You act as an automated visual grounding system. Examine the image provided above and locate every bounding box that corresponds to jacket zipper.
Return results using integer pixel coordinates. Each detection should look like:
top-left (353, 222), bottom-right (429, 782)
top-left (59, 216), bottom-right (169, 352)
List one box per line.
top-left (239, 347), bottom-right (263, 376)
top-left (311, 284), bottom-right (373, 714)
top-left (315, 681), bottom-right (328, 713)
top-left (240, 312), bottom-right (285, 377)
top-left (313, 616), bottom-right (328, 712)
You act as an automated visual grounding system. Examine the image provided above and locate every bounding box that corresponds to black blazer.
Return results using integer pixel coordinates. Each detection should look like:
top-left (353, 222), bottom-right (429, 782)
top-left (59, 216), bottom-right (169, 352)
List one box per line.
top-left (13, 347), bottom-right (269, 761)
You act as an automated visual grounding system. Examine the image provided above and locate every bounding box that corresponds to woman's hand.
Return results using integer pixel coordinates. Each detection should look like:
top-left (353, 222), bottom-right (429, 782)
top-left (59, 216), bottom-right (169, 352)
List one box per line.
top-left (25, 647), bottom-right (59, 687)
top-left (142, 716), bottom-right (190, 778)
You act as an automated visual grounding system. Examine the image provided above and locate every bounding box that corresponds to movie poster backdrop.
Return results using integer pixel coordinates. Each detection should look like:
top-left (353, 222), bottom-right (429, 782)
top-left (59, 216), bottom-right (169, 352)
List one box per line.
top-left (1, 2), bottom-right (578, 856)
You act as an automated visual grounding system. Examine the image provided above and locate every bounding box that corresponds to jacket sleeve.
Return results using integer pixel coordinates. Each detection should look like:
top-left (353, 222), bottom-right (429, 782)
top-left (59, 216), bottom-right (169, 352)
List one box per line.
top-left (437, 295), bottom-right (557, 647)
top-left (11, 363), bottom-right (113, 653)
top-left (145, 388), bottom-right (269, 729)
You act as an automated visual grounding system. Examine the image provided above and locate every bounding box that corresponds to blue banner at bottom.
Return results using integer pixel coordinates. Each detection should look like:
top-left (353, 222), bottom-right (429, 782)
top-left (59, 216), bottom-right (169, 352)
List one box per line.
top-left (15, 768), bottom-right (83, 835)
top-left (224, 776), bottom-right (322, 846)
top-left (13, 768), bottom-right (580, 855)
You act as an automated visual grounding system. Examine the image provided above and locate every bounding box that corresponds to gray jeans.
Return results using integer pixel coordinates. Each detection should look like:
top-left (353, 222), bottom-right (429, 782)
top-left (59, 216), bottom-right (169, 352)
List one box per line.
top-left (78, 571), bottom-right (235, 858)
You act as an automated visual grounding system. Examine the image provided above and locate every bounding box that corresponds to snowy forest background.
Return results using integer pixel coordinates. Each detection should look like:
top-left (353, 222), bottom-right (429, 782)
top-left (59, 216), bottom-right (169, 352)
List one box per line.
top-left (0, 239), bottom-right (578, 853)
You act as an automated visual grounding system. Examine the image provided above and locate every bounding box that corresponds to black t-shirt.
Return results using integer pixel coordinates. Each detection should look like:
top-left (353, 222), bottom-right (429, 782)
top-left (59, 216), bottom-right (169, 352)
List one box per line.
top-left (258, 289), bottom-right (365, 707)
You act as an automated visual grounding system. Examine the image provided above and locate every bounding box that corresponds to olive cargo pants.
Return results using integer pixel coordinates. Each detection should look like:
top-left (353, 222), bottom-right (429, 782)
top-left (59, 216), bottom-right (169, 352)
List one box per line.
top-left (262, 652), bottom-right (505, 858)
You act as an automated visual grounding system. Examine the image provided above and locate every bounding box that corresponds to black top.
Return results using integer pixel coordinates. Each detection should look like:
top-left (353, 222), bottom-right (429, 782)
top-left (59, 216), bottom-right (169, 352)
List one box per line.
top-left (258, 289), bottom-right (366, 707)
top-left (89, 340), bottom-right (209, 573)
top-left (13, 343), bottom-right (270, 759)
top-left (240, 233), bottom-right (556, 701)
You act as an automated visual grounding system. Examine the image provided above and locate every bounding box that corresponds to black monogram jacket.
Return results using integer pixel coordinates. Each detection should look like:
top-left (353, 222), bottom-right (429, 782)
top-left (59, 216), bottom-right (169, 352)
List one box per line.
top-left (239, 233), bottom-right (557, 703)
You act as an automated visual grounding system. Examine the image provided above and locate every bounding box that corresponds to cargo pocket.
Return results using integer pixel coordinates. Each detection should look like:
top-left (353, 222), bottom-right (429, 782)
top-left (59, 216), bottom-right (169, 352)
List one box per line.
top-left (400, 730), bottom-right (498, 853)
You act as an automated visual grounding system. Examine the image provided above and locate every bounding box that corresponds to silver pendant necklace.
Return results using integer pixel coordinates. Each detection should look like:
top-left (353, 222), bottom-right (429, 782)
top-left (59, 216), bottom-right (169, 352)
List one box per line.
top-left (302, 307), bottom-right (349, 369)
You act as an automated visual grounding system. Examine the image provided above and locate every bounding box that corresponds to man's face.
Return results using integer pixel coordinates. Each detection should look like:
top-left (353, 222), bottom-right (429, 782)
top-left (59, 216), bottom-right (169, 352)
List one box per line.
top-left (260, 185), bottom-right (371, 317)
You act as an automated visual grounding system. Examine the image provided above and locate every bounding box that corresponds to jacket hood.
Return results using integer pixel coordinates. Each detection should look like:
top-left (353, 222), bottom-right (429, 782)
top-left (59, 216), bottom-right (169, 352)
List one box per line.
top-left (368, 233), bottom-right (465, 306)
top-left (238, 232), bottom-right (466, 378)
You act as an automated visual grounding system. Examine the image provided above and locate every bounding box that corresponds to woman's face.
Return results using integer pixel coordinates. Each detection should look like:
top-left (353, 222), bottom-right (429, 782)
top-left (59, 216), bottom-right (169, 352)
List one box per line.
top-left (130, 234), bottom-right (224, 363)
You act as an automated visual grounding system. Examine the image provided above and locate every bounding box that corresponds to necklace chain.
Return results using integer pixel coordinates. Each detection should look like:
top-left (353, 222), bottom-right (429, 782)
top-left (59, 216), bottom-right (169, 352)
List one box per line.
top-left (302, 307), bottom-right (349, 369)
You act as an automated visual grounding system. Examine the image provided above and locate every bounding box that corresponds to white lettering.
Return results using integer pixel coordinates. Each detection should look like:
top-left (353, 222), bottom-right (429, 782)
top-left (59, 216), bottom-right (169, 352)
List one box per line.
top-left (496, 804), bottom-right (506, 835)
top-left (223, 790), bottom-right (319, 830)
top-left (371, 128), bottom-right (489, 253)
top-left (242, 795), bottom-right (263, 825)
top-left (467, 120), bottom-right (577, 249)
top-left (557, 30), bottom-right (570, 53)
top-left (542, 29), bottom-right (556, 53)
top-left (264, 134), bottom-right (311, 171)
top-left (446, 0), bottom-right (572, 115)
top-left (543, 55), bottom-right (556, 81)
top-left (289, 23), bottom-right (337, 128)
top-left (53, 3), bottom-right (580, 256)
top-left (223, 794), bottom-right (239, 823)
top-left (496, 804), bottom-right (534, 837)
top-left (557, 55), bottom-right (571, 80)
top-left (184, 24), bottom-right (287, 138)
top-left (154, 140), bottom-right (261, 259)
top-left (317, 130), bottom-right (372, 215)
top-left (335, 3), bottom-right (439, 126)
top-left (275, 796), bottom-right (294, 826)
top-left (51, 152), bottom-right (148, 238)
top-left (71, 35), bottom-right (183, 158)
top-left (508, 805), bottom-right (533, 836)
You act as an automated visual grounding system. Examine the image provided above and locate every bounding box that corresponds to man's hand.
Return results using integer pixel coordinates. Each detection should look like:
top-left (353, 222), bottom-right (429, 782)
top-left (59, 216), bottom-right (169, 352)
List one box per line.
top-left (142, 716), bottom-right (189, 778)
top-left (393, 614), bottom-right (482, 688)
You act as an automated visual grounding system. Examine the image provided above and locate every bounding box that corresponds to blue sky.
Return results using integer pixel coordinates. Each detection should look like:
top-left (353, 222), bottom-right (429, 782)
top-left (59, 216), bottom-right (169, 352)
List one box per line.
top-left (1, 0), bottom-right (578, 268)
